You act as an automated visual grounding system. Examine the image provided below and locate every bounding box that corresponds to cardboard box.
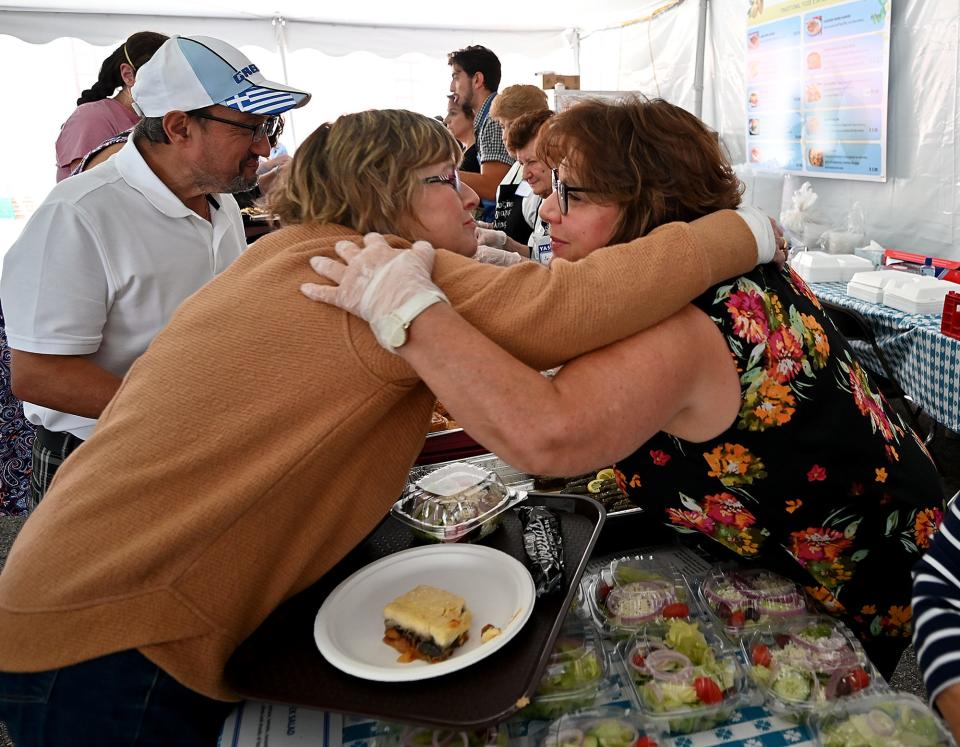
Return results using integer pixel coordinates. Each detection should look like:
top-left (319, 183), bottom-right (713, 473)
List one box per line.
top-left (538, 72), bottom-right (580, 90)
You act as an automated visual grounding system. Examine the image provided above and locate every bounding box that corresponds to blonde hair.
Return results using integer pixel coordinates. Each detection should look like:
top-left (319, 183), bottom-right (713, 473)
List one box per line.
top-left (269, 109), bottom-right (462, 236)
top-left (489, 85), bottom-right (549, 122)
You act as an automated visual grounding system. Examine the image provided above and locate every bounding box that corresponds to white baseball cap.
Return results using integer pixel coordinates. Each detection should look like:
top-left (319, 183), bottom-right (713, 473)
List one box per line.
top-left (132, 35), bottom-right (311, 117)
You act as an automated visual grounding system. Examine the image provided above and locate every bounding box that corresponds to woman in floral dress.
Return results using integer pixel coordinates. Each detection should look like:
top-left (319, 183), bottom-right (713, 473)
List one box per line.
top-left (306, 97), bottom-right (944, 676)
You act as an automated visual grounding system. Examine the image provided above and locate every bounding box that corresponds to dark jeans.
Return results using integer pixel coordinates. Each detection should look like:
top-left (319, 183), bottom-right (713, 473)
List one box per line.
top-left (0, 649), bottom-right (233, 746)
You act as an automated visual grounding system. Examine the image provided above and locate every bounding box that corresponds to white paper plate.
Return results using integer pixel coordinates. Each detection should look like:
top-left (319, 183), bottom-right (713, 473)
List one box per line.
top-left (314, 544), bottom-right (536, 682)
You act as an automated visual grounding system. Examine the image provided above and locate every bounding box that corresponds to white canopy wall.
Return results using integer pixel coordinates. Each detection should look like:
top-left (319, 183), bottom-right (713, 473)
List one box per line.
top-left (578, 0), bottom-right (960, 260)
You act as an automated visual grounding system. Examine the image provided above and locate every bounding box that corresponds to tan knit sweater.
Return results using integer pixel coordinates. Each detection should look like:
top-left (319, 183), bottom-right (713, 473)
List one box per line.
top-left (0, 213), bottom-right (754, 699)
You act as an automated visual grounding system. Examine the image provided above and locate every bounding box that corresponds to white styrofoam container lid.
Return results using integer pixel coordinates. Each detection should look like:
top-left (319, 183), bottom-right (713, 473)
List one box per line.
top-left (882, 275), bottom-right (960, 315)
top-left (846, 280), bottom-right (885, 304)
top-left (790, 252), bottom-right (873, 283)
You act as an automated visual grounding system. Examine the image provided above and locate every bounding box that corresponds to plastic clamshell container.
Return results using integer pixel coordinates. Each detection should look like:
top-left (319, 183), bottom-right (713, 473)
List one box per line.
top-left (372, 721), bottom-right (510, 747)
top-left (744, 616), bottom-right (875, 718)
top-left (585, 556), bottom-right (694, 638)
top-left (537, 707), bottom-right (656, 747)
top-left (883, 275), bottom-right (960, 315)
top-left (621, 620), bottom-right (745, 735)
top-left (521, 618), bottom-right (614, 720)
top-left (791, 251), bottom-right (874, 283)
top-left (391, 462), bottom-right (523, 542)
top-left (846, 270), bottom-right (901, 304)
top-left (811, 692), bottom-right (955, 747)
top-left (699, 567), bottom-right (808, 638)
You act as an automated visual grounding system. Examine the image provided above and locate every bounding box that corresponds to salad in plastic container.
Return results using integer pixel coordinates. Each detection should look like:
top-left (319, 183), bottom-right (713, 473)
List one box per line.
top-left (700, 567), bottom-right (808, 636)
top-left (522, 619), bottom-right (614, 720)
top-left (537, 707), bottom-right (657, 747)
top-left (811, 693), bottom-right (954, 747)
top-left (746, 616), bottom-right (875, 716)
top-left (374, 723), bottom-right (508, 747)
top-left (621, 619), bottom-right (744, 735)
top-left (392, 462), bottom-right (523, 542)
top-left (586, 556), bottom-right (694, 637)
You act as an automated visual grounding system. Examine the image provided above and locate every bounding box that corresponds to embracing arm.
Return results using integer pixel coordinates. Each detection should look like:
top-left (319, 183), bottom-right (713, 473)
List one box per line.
top-left (396, 302), bottom-right (740, 475)
top-left (431, 209), bottom-right (762, 370)
top-left (10, 350), bottom-right (121, 418)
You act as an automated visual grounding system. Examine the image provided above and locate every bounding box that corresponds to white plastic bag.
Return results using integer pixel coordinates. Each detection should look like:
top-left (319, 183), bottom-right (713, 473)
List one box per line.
top-left (780, 182), bottom-right (829, 247)
top-left (821, 201), bottom-right (867, 254)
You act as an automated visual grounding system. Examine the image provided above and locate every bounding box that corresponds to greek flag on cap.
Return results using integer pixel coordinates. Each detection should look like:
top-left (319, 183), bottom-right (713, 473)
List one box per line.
top-left (132, 35), bottom-right (310, 118)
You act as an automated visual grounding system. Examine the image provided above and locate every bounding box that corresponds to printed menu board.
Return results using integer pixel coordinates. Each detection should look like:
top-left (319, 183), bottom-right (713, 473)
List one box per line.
top-left (745, 0), bottom-right (891, 181)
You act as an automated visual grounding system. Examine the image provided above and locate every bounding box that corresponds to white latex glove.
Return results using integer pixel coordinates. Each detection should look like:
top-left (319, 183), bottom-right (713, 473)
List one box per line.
top-left (475, 227), bottom-right (507, 249)
top-left (735, 205), bottom-right (783, 265)
top-left (472, 245), bottom-right (526, 266)
top-left (300, 233), bottom-right (448, 350)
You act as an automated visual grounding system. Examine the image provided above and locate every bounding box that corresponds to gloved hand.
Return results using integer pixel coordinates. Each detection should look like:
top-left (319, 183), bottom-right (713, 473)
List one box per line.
top-left (475, 227), bottom-right (507, 249)
top-left (471, 245), bottom-right (526, 266)
top-left (735, 205), bottom-right (779, 264)
top-left (300, 233), bottom-right (448, 350)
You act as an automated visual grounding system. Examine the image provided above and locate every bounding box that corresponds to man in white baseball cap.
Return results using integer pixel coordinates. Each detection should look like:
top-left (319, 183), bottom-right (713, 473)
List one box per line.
top-left (2, 36), bottom-right (311, 505)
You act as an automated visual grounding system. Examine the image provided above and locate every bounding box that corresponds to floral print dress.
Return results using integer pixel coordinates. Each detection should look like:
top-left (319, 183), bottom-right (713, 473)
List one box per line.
top-left (614, 264), bottom-right (944, 654)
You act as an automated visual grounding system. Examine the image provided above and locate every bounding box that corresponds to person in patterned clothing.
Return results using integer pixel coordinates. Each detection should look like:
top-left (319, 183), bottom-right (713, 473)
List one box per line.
top-left (307, 97), bottom-right (945, 677)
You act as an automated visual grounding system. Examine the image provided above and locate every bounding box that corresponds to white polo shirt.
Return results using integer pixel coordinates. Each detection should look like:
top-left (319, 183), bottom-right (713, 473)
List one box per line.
top-left (1, 136), bottom-right (246, 440)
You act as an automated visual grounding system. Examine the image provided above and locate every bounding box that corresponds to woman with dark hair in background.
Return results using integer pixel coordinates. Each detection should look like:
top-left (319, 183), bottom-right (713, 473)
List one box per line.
top-left (444, 96), bottom-right (479, 173)
top-left (54, 31), bottom-right (167, 181)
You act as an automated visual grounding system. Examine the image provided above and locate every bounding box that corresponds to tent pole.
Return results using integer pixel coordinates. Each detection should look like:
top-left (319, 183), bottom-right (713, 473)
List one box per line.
top-left (693, 0), bottom-right (709, 119)
top-left (273, 15), bottom-right (298, 147)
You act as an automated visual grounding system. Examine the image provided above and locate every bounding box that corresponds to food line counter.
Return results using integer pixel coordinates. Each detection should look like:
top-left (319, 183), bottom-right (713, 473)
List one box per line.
top-left (220, 449), bottom-right (951, 747)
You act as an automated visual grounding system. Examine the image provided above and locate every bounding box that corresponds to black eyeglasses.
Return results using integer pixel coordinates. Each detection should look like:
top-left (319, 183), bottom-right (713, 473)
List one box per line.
top-left (552, 168), bottom-right (596, 215)
top-left (191, 112), bottom-right (281, 144)
top-left (422, 170), bottom-right (461, 193)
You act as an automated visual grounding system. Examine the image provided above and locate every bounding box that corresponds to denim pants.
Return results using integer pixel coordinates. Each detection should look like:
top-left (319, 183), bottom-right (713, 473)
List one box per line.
top-left (0, 649), bottom-right (234, 746)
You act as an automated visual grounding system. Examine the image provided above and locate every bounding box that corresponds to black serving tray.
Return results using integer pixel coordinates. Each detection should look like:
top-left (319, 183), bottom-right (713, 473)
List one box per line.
top-left (224, 493), bottom-right (605, 729)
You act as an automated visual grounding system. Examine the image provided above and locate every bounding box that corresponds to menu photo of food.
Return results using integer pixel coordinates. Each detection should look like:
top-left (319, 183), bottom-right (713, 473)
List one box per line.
top-left (808, 147), bottom-right (825, 168)
top-left (806, 15), bottom-right (823, 37)
top-left (750, 146), bottom-right (763, 164)
top-left (747, 0), bottom-right (764, 19)
top-left (749, 91), bottom-right (760, 109)
top-left (807, 51), bottom-right (822, 70)
top-left (805, 82), bottom-right (822, 104)
top-left (748, 118), bottom-right (760, 136)
top-left (748, 31), bottom-right (761, 49)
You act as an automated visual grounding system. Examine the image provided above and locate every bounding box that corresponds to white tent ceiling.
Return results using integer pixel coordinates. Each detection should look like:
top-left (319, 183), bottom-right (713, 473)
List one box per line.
top-left (1, 0), bottom-right (658, 30)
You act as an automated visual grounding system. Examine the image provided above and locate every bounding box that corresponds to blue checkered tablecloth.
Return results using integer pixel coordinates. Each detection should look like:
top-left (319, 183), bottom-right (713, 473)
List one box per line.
top-left (810, 281), bottom-right (960, 433)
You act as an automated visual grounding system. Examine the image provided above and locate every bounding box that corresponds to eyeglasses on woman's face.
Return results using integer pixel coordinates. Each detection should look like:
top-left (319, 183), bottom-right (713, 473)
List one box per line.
top-left (551, 168), bottom-right (597, 216)
top-left (421, 169), bottom-right (462, 193)
top-left (191, 111), bottom-right (282, 144)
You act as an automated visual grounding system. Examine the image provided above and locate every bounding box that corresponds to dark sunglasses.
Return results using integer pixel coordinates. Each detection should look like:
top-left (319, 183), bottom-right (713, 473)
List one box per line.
top-left (422, 169), bottom-right (461, 193)
top-left (551, 168), bottom-right (596, 216)
top-left (191, 111), bottom-right (281, 144)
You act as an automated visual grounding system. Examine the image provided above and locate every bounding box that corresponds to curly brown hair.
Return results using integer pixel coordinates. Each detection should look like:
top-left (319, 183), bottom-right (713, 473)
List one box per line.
top-left (537, 96), bottom-right (742, 243)
top-left (268, 109), bottom-right (462, 236)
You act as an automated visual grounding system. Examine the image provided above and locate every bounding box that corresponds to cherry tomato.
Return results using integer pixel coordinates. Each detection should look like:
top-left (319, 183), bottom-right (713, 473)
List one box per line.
top-left (751, 643), bottom-right (772, 667)
top-left (632, 652), bottom-right (646, 668)
top-left (694, 676), bottom-right (724, 704)
top-left (635, 738), bottom-right (658, 747)
top-left (597, 582), bottom-right (612, 601)
top-left (728, 610), bottom-right (747, 628)
top-left (848, 667), bottom-right (870, 691)
top-left (661, 602), bottom-right (690, 619)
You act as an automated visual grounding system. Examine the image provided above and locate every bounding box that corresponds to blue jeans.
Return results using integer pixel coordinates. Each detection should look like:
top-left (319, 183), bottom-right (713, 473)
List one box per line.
top-left (0, 649), bottom-right (233, 746)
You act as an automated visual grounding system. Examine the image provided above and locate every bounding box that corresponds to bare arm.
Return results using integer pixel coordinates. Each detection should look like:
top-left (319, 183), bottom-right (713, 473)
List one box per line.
top-left (460, 160), bottom-right (511, 202)
top-left (10, 350), bottom-right (122, 419)
top-left (399, 303), bottom-right (740, 475)
top-left (937, 686), bottom-right (960, 745)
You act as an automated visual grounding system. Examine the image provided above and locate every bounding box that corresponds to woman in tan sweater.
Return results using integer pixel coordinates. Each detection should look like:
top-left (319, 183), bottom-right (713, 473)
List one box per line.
top-left (0, 109), bottom-right (769, 746)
